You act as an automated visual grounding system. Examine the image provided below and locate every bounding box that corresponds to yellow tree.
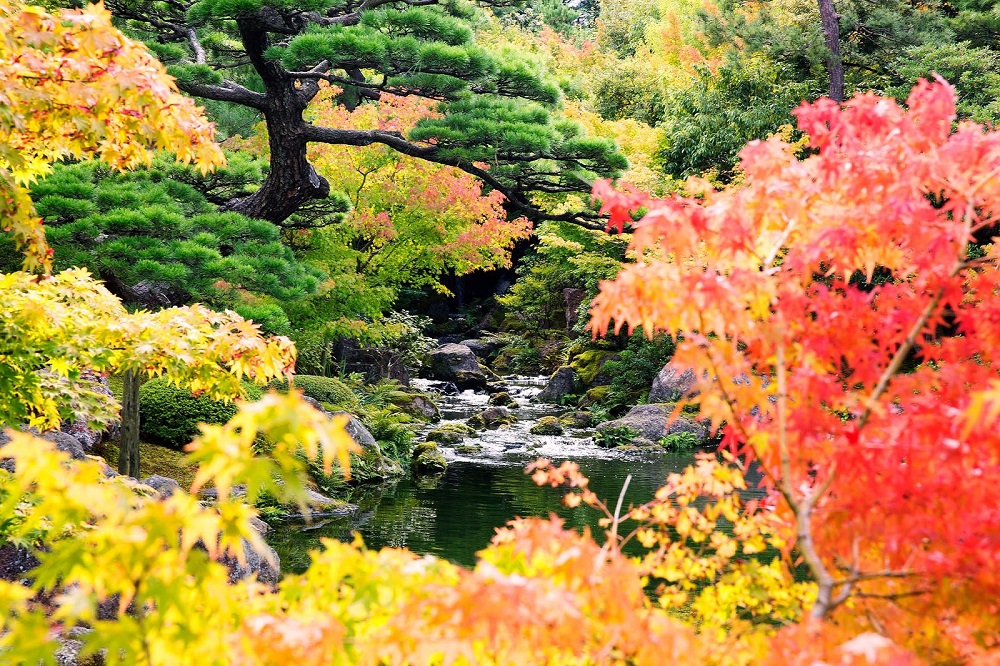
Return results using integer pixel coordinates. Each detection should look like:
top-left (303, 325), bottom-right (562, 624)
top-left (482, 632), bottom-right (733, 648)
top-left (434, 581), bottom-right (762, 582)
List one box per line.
top-left (0, 0), bottom-right (295, 473)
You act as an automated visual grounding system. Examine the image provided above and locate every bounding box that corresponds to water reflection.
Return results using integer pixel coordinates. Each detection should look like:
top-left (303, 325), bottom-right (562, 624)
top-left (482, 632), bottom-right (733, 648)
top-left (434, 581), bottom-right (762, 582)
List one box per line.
top-left (269, 455), bottom-right (697, 571)
top-left (269, 377), bottom-right (711, 571)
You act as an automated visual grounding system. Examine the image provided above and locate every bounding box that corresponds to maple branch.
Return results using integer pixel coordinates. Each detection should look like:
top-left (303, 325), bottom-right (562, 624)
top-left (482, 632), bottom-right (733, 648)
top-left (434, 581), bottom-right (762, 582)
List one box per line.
top-left (858, 272), bottom-right (956, 430)
top-left (608, 474), bottom-right (632, 553)
top-left (775, 343), bottom-right (796, 509)
top-left (834, 569), bottom-right (916, 585)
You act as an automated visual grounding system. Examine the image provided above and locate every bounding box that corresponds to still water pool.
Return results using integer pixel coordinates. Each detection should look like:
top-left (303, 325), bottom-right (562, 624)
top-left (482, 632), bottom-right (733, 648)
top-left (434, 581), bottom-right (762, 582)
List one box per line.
top-left (268, 378), bottom-right (703, 571)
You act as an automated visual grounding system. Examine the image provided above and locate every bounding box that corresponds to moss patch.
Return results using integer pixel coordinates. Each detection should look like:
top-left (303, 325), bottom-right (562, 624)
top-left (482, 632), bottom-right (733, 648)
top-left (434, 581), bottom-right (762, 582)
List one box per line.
top-left (568, 350), bottom-right (616, 386)
top-left (97, 440), bottom-right (198, 488)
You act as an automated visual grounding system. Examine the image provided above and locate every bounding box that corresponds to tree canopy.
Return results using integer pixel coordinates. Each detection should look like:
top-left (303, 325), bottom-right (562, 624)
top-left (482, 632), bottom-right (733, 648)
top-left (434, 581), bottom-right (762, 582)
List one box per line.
top-left (104, 0), bottom-right (626, 227)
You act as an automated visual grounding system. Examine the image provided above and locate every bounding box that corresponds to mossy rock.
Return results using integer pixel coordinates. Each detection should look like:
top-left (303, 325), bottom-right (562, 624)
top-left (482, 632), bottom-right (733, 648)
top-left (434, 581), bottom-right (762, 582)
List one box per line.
top-left (559, 411), bottom-right (594, 428)
top-left (435, 422), bottom-right (475, 434)
top-left (268, 375), bottom-right (356, 407)
top-left (412, 442), bottom-right (447, 475)
top-left (578, 385), bottom-right (611, 408)
top-left (413, 441), bottom-right (440, 457)
top-left (568, 349), bottom-right (618, 386)
top-left (392, 392), bottom-right (440, 422)
top-left (467, 406), bottom-right (517, 430)
top-left (487, 391), bottom-right (517, 407)
top-left (426, 429), bottom-right (465, 445)
top-left (139, 378), bottom-right (263, 449)
top-left (529, 416), bottom-right (564, 436)
top-left (454, 443), bottom-right (482, 455)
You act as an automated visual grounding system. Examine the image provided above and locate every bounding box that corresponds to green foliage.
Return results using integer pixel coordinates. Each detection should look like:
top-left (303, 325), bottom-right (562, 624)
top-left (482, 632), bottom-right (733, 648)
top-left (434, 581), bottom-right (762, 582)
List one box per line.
top-left (232, 302), bottom-right (292, 337)
top-left (488, 332), bottom-right (545, 374)
top-left (498, 221), bottom-right (628, 331)
top-left (603, 332), bottom-right (676, 405)
top-left (138, 377), bottom-right (263, 449)
top-left (656, 54), bottom-right (819, 182)
top-left (1, 160), bottom-right (321, 308)
top-left (359, 406), bottom-right (415, 461)
top-left (491, 0), bottom-right (582, 36)
top-left (659, 430), bottom-right (699, 452)
top-left (591, 59), bottom-right (667, 126)
top-left (886, 41), bottom-right (1000, 123)
top-left (593, 424), bottom-right (639, 449)
top-left (269, 375), bottom-right (356, 407)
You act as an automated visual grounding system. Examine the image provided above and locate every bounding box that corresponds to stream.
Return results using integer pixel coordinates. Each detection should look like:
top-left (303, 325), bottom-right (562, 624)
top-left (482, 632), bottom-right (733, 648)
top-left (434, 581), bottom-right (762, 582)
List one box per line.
top-left (267, 377), bottom-right (702, 571)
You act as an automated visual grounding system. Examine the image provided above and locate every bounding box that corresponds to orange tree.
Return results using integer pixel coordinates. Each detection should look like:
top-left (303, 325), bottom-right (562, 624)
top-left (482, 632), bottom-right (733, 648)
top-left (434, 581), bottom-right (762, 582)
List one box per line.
top-left (591, 76), bottom-right (1000, 660)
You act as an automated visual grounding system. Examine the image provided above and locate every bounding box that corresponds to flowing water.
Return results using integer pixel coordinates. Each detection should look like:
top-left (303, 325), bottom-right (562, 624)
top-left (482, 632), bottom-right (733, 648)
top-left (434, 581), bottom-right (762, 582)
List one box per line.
top-left (268, 377), bottom-right (703, 572)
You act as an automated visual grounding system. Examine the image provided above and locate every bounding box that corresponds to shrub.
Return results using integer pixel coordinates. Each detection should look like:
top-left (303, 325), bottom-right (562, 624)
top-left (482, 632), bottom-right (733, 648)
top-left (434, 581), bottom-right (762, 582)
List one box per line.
top-left (593, 425), bottom-right (640, 449)
top-left (603, 333), bottom-right (677, 404)
top-left (268, 374), bottom-right (356, 407)
top-left (660, 431), bottom-right (700, 452)
top-left (139, 378), bottom-right (263, 449)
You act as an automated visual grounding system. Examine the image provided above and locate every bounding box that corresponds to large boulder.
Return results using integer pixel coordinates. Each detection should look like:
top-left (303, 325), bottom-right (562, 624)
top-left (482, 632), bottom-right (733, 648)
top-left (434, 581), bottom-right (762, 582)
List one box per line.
top-left (427, 344), bottom-right (487, 390)
top-left (394, 393), bottom-right (440, 421)
top-left (426, 423), bottom-right (475, 445)
top-left (467, 406), bottom-right (517, 430)
top-left (487, 391), bottom-right (517, 408)
top-left (142, 475), bottom-right (181, 499)
top-left (649, 364), bottom-right (698, 403)
top-left (459, 338), bottom-right (500, 359)
top-left (529, 416), bottom-right (564, 436)
top-left (412, 441), bottom-right (448, 475)
top-left (595, 404), bottom-right (708, 447)
top-left (559, 411), bottom-right (594, 429)
top-left (535, 367), bottom-right (580, 404)
top-left (568, 349), bottom-right (618, 387)
top-left (1, 429), bottom-right (88, 469)
top-left (563, 288), bottom-right (587, 334)
top-left (222, 538), bottom-right (281, 586)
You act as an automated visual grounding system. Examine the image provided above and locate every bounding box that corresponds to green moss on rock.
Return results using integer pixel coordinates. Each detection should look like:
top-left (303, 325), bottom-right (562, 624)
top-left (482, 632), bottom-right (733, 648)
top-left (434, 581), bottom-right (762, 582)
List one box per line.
top-left (268, 375), bottom-right (356, 407)
top-left (412, 441), bottom-right (448, 475)
top-left (568, 349), bottom-right (617, 386)
top-left (529, 416), bottom-right (564, 435)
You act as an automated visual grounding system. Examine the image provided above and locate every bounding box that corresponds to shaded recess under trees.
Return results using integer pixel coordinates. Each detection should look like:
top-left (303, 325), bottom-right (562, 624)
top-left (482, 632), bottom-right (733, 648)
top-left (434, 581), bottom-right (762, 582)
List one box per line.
top-left (106, 0), bottom-right (627, 228)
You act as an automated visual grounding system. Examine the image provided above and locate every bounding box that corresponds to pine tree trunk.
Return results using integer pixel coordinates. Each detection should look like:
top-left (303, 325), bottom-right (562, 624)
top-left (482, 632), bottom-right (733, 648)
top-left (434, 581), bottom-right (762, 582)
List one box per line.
top-left (119, 370), bottom-right (140, 477)
top-left (222, 16), bottom-right (330, 223)
top-left (817, 0), bottom-right (844, 103)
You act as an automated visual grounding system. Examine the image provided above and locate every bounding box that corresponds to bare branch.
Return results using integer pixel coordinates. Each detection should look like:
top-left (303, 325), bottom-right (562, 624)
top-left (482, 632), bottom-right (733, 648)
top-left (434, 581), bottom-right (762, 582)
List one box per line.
top-left (177, 80), bottom-right (268, 110)
top-left (185, 27), bottom-right (207, 64)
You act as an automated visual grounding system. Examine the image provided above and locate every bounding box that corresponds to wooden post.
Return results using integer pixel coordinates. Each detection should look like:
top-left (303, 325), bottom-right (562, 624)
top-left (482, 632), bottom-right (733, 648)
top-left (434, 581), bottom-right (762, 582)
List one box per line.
top-left (119, 370), bottom-right (140, 477)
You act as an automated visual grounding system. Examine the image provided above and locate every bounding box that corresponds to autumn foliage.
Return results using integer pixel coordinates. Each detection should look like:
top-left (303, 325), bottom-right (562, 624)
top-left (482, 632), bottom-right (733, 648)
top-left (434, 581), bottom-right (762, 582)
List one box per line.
top-left (0, 0), bottom-right (223, 272)
top-left (4, 0), bottom-right (1000, 659)
top-left (592, 77), bottom-right (1000, 659)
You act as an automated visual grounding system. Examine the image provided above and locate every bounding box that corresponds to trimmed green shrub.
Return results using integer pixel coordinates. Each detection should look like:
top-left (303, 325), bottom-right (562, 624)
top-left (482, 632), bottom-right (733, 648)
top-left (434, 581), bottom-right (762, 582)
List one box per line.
top-left (139, 378), bottom-right (263, 449)
top-left (268, 374), bottom-right (356, 407)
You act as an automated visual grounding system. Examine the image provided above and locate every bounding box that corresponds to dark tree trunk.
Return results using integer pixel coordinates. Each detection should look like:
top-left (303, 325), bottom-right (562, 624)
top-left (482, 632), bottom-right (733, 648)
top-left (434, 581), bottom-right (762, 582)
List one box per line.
top-left (222, 16), bottom-right (330, 223)
top-left (224, 101), bottom-right (331, 222)
top-left (817, 0), bottom-right (844, 103)
top-left (119, 370), bottom-right (140, 477)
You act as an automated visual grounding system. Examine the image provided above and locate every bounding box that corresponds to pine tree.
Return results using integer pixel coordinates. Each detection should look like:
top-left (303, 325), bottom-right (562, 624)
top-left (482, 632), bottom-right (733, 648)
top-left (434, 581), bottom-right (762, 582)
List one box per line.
top-left (106, 0), bottom-right (627, 228)
top-left (0, 159), bottom-right (325, 309)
